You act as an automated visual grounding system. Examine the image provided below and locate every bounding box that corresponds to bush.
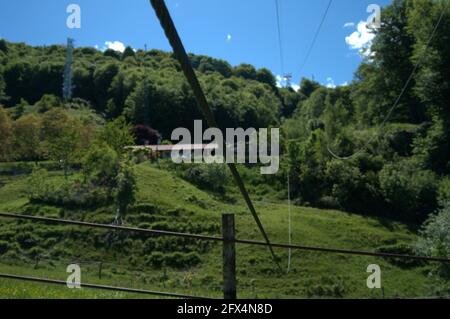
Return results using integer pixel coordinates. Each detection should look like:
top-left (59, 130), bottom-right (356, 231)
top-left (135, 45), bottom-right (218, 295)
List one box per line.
top-left (26, 168), bottom-right (110, 208)
top-left (145, 251), bottom-right (201, 269)
top-left (416, 203), bottom-right (450, 285)
top-left (146, 252), bottom-right (165, 268)
top-left (82, 142), bottom-right (119, 187)
top-left (379, 159), bottom-right (438, 221)
top-left (376, 244), bottom-right (422, 268)
top-left (0, 240), bottom-right (9, 255)
top-left (416, 203), bottom-right (450, 260)
top-left (183, 164), bottom-right (229, 193)
top-left (164, 252), bottom-right (201, 269)
top-left (15, 232), bottom-right (38, 249)
top-left (437, 178), bottom-right (450, 206)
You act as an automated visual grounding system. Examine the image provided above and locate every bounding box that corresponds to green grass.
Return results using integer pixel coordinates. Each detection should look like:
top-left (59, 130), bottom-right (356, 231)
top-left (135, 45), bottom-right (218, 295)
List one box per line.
top-left (0, 162), bottom-right (437, 299)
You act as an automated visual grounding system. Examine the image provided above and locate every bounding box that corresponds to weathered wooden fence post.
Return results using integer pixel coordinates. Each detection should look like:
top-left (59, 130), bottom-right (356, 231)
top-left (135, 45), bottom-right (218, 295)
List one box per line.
top-left (34, 256), bottom-right (40, 269)
top-left (222, 214), bottom-right (237, 299)
top-left (98, 262), bottom-right (103, 280)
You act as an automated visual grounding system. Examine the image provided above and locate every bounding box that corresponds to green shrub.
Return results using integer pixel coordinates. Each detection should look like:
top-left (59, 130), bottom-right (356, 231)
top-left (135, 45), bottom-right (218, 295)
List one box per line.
top-left (164, 252), bottom-right (201, 269)
top-left (376, 243), bottom-right (422, 268)
top-left (183, 164), bottom-right (229, 193)
top-left (15, 232), bottom-right (38, 249)
top-left (379, 159), bottom-right (438, 221)
top-left (416, 203), bottom-right (450, 291)
top-left (437, 178), bottom-right (450, 206)
top-left (0, 240), bottom-right (9, 255)
top-left (416, 203), bottom-right (450, 262)
top-left (146, 252), bottom-right (165, 268)
top-left (145, 251), bottom-right (201, 269)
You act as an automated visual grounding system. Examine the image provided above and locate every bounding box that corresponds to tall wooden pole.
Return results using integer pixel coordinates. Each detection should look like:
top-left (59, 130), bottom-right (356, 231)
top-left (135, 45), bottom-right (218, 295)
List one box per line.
top-left (222, 214), bottom-right (237, 299)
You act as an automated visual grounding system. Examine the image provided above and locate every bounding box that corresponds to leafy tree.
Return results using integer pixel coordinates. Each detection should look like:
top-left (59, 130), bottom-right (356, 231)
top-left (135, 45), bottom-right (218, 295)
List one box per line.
top-left (98, 116), bottom-right (134, 154)
top-left (233, 63), bottom-right (257, 80)
top-left (93, 62), bottom-right (119, 111)
top-left (12, 114), bottom-right (42, 161)
top-left (0, 72), bottom-right (7, 103)
top-left (379, 159), bottom-right (438, 221)
top-left (131, 125), bottom-right (160, 145)
top-left (299, 87), bottom-right (328, 124)
top-left (279, 88), bottom-right (305, 118)
top-left (190, 55), bottom-right (232, 77)
top-left (416, 203), bottom-right (450, 291)
top-left (82, 142), bottom-right (119, 187)
top-left (407, 0), bottom-right (450, 174)
top-left (104, 49), bottom-right (121, 60)
top-left (3, 61), bottom-right (34, 106)
top-left (114, 158), bottom-right (137, 225)
top-left (0, 107), bottom-right (13, 161)
top-left (413, 117), bottom-right (450, 174)
top-left (299, 78), bottom-right (320, 98)
top-left (0, 39), bottom-right (7, 53)
top-left (123, 80), bottom-right (153, 125)
top-left (122, 46), bottom-right (135, 60)
top-left (35, 94), bottom-right (62, 113)
top-left (106, 70), bottom-right (134, 118)
top-left (256, 68), bottom-right (276, 87)
top-left (30, 62), bottom-right (64, 103)
top-left (41, 108), bottom-right (82, 177)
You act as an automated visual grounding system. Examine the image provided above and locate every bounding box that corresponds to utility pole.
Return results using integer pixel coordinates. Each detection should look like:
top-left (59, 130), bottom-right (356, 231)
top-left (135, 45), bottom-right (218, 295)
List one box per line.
top-left (63, 38), bottom-right (74, 101)
top-left (283, 73), bottom-right (292, 88)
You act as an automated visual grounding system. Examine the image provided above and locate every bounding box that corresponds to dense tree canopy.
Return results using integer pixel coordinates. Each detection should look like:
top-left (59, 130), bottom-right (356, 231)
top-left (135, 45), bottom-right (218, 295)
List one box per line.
top-left (0, 0), bottom-right (449, 223)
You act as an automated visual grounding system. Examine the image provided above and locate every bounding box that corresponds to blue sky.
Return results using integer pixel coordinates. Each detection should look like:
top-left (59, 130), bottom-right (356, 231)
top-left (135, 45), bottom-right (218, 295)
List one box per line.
top-left (0, 0), bottom-right (391, 88)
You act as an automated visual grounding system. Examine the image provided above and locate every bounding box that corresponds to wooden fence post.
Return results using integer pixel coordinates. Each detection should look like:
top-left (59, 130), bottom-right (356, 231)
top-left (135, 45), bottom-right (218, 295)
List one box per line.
top-left (98, 262), bottom-right (103, 280)
top-left (222, 214), bottom-right (237, 299)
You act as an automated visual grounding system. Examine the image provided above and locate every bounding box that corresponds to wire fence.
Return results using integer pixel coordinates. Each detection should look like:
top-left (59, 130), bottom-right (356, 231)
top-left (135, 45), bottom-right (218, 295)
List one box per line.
top-left (1, 212), bottom-right (450, 299)
top-left (0, 253), bottom-right (224, 292)
top-left (0, 273), bottom-right (208, 299)
top-left (1, 212), bottom-right (449, 263)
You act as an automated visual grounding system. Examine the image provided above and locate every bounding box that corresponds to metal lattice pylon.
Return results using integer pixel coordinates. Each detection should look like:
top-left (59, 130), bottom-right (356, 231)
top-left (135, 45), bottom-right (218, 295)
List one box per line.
top-left (62, 38), bottom-right (74, 100)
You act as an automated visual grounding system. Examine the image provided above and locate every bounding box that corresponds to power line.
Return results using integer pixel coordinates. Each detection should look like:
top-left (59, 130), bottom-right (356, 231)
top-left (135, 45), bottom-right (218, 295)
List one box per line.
top-left (148, 0), bottom-right (281, 270)
top-left (0, 273), bottom-right (209, 299)
top-left (328, 0), bottom-right (450, 160)
top-left (1, 212), bottom-right (450, 263)
top-left (275, 0), bottom-right (285, 76)
top-left (298, 0), bottom-right (333, 78)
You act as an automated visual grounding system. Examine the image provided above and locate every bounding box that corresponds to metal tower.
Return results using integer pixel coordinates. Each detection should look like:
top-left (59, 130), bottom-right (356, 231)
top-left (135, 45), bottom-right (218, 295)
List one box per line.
top-left (62, 38), bottom-right (74, 100)
top-left (283, 73), bottom-right (292, 88)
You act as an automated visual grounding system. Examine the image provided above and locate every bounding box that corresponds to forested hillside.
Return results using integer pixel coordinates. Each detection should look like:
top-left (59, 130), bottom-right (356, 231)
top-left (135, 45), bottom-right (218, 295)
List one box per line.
top-left (0, 0), bottom-right (449, 224)
top-left (0, 0), bottom-right (450, 298)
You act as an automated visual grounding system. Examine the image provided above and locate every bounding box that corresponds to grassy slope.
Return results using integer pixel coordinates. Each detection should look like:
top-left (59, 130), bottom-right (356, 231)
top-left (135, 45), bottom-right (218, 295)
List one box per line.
top-left (0, 163), bottom-right (433, 299)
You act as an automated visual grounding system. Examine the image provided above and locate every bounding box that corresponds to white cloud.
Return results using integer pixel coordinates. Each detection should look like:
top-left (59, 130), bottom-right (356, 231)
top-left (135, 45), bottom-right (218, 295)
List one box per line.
top-left (104, 41), bottom-right (126, 53)
top-left (343, 22), bottom-right (355, 28)
top-left (340, 81), bottom-right (349, 87)
top-left (345, 21), bottom-right (375, 56)
top-left (226, 34), bottom-right (232, 43)
top-left (276, 75), bottom-right (283, 88)
top-left (325, 77), bottom-right (336, 89)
